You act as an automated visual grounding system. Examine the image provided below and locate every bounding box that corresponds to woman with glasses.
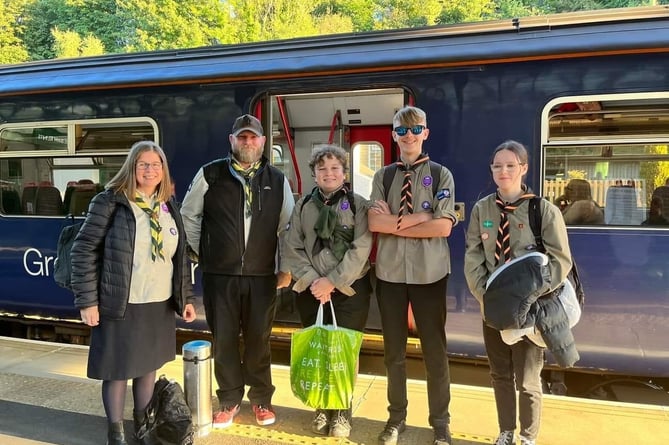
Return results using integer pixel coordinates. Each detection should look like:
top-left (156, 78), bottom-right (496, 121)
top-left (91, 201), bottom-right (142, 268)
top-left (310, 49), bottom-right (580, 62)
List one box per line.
top-left (464, 140), bottom-right (572, 445)
top-left (71, 140), bottom-right (196, 445)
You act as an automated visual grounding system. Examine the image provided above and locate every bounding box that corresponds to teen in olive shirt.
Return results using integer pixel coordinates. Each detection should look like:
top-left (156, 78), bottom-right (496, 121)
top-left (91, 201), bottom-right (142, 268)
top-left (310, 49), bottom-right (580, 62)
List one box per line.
top-left (283, 144), bottom-right (372, 438)
top-left (369, 106), bottom-right (457, 445)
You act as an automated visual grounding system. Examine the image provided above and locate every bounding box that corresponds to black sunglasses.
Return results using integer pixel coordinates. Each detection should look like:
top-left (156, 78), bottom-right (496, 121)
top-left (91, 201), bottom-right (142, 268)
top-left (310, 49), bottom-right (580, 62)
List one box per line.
top-left (393, 125), bottom-right (425, 136)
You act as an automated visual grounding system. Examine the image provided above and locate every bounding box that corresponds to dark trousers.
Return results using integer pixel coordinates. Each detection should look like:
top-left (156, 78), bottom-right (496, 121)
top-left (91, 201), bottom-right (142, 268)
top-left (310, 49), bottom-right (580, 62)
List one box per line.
top-left (376, 276), bottom-right (451, 427)
top-left (295, 272), bottom-right (372, 332)
top-left (202, 273), bottom-right (277, 407)
top-left (482, 322), bottom-right (544, 440)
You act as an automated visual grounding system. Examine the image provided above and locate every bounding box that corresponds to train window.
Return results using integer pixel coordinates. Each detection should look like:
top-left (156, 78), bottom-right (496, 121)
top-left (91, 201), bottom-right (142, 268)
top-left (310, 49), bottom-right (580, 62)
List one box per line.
top-left (542, 94), bottom-right (669, 227)
top-left (0, 118), bottom-right (157, 217)
top-left (352, 142), bottom-right (383, 199)
top-left (1, 126), bottom-right (68, 153)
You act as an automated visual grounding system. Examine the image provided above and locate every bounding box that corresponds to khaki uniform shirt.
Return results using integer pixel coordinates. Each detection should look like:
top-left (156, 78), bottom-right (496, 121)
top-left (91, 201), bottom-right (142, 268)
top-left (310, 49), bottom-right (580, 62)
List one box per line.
top-left (283, 192), bottom-right (372, 296)
top-left (370, 162), bottom-right (458, 285)
top-left (464, 193), bottom-right (572, 312)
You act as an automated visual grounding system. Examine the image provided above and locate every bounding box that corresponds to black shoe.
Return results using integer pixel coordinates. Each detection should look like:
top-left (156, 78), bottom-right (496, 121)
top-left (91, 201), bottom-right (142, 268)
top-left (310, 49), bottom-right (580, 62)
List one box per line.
top-left (378, 419), bottom-right (406, 445)
top-left (329, 409), bottom-right (352, 438)
top-left (433, 424), bottom-right (452, 445)
top-left (106, 421), bottom-right (128, 445)
top-left (311, 409), bottom-right (330, 435)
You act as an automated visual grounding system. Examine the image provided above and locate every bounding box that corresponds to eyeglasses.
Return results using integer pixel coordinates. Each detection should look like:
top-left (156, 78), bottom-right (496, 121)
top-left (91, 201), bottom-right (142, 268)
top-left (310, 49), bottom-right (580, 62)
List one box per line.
top-left (393, 125), bottom-right (425, 136)
top-left (490, 163), bottom-right (525, 173)
top-left (136, 162), bottom-right (163, 170)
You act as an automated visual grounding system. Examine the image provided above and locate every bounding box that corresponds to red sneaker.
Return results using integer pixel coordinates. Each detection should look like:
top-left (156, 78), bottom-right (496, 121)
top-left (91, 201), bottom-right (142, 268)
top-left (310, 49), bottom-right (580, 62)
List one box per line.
top-left (212, 404), bottom-right (240, 429)
top-left (252, 404), bottom-right (276, 426)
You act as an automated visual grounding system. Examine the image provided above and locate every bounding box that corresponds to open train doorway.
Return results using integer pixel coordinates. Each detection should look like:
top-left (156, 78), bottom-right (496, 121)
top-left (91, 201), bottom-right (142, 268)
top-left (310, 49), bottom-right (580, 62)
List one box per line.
top-left (265, 88), bottom-right (406, 201)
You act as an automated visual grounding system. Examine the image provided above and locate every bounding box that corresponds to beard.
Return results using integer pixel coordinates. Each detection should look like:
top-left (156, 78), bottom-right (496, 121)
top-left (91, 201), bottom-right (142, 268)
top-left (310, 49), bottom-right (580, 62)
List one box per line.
top-left (232, 145), bottom-right (263, 164)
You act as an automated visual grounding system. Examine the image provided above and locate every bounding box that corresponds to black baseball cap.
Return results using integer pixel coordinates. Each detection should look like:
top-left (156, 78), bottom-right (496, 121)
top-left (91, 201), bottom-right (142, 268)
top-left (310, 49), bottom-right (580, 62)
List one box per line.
top-left (231, 114), bottom-right (263, 136)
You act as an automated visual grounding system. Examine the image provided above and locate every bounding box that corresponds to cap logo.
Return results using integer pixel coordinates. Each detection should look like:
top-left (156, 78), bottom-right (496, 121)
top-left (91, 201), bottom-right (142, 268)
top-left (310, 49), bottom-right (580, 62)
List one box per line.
top-left (232, 114), bottom-right (263, 136)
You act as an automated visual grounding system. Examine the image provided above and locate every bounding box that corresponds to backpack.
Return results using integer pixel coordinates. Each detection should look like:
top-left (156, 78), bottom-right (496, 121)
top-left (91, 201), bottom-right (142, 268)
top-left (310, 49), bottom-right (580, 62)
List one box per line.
top-left (54, 215), bottom-right (83, 289)
top-left (143, 375), bottom-right (194, 445)
top-left (382, 160), bottom-right (442, 200)
top-left (528, 197), bottom-right (585, 307)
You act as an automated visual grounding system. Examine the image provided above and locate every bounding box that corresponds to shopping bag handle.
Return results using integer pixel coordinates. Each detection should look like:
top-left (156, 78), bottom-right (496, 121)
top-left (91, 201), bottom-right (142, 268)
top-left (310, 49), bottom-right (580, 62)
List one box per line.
top-left (315, 302), bottom-right (338, 329)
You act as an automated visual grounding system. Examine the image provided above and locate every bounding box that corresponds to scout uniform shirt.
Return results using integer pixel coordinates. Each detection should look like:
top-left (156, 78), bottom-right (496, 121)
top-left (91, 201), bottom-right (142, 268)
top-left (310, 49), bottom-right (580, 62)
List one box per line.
top-left (283, 190), bottom-right (372, 296)
top-left (370, 161), bottom-right (458, 285)
top-left (464, 193), bottom-right (572, 309)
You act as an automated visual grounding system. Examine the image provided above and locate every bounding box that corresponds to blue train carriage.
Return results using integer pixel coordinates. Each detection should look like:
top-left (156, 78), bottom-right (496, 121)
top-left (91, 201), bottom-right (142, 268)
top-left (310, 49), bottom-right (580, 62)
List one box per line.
top-left (1, 6), bottom-right (668, 397)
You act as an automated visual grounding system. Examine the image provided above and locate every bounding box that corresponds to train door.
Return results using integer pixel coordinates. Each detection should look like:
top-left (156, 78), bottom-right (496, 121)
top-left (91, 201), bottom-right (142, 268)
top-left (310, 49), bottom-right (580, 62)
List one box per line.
top-left (261, 88), bottom-right (405, 333)
top-left (264, 88), bottom-right (404, 201)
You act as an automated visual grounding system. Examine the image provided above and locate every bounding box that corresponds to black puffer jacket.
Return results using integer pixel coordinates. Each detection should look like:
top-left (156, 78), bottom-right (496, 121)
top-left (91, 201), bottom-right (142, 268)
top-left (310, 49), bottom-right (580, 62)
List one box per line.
top-left (526, 297), bottom-right (580, 368)
top-left (71, 189), bottom-right (194, 319)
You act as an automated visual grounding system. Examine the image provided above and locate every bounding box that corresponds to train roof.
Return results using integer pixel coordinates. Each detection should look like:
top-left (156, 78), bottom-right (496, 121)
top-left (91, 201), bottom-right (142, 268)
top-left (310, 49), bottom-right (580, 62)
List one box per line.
top-left (1, 6), bottom-right (668, 96)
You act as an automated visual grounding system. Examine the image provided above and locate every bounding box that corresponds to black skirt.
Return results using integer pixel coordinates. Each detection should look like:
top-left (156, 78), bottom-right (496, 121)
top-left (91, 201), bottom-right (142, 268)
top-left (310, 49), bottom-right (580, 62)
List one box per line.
top-left (87, 299), bottom-right (176, 380)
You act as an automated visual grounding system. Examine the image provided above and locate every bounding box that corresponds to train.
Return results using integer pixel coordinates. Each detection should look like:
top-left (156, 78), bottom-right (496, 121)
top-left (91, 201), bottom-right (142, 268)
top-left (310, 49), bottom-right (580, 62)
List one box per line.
top-left (1, 6), bottom-right (668, 399)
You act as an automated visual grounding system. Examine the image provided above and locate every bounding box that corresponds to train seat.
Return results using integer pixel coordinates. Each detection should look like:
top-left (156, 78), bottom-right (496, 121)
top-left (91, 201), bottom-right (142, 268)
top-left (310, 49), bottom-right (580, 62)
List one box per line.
top-left (605, 186), bottom-right (642, 225)
top-left (68, 185), bottom-right (98, 216)
top-left (22, 185), bottom-right (64, 216)
top-left (651, 186), bottom-right (669, 218)
top-left (0, 189), bottom-right (22, 215)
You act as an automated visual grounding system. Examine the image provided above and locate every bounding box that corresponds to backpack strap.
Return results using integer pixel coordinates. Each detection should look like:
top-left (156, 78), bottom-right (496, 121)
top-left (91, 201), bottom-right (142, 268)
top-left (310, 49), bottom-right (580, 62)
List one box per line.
top-left (429, 160), bottom-right (441, 197)
top-left (382, 164), bottom-right (398, 201)
top-left (382, 161), bottom-right (442, 200)
top-left (528, 196), bottom-right (545, 253)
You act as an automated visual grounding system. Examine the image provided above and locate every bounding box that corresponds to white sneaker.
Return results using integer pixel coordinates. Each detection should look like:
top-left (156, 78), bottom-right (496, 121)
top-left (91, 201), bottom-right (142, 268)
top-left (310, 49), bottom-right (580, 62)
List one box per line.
top-left (519, 436), bottom-right (535, 445)
top-left (494, 430), bottom-right (515, 445)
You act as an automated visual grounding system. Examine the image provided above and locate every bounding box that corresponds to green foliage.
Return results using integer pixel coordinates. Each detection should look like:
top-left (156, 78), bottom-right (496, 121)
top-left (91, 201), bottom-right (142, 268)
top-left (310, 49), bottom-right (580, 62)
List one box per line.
top-left (437, 0), bottom-right (496, 24)
top-left (52, 26), bottom-right (105, 58)
top-left (639, 145), bottom-right (669, 205)
top-left (0, 0), bottom-right (30, 64)
top-left (5, 0), bottom-right (668, 62)
top-left (374, 0), bottom-right (443, 29)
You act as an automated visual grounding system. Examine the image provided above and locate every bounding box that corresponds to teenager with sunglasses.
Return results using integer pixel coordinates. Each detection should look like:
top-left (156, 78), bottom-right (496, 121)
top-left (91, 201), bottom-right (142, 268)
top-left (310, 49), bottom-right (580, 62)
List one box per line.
top-left (368, 106), bottom-right (458, 445)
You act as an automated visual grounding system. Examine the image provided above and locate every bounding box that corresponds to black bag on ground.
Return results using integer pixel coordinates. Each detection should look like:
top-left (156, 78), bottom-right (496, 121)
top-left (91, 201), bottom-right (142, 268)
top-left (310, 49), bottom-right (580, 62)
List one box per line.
top-left (145, 375), bottom-right (194, 445)
top-left (54, 214), bottom-right (83, 290)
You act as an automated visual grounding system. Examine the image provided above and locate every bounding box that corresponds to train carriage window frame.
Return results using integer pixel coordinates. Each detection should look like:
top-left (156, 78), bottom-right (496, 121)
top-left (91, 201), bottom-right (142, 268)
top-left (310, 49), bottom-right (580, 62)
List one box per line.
top-left (0, 117), bottom-right (158, 217)
top-left (540, 92), bottom-right (669, 228)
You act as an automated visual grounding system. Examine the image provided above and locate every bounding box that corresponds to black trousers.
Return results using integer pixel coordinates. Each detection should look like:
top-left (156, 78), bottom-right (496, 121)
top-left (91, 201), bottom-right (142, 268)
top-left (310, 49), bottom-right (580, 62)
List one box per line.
top-left (202, 273), bottom-right (277, 407)
top-left (483, 322), bottom-right (544, 440)
top-left (376, 275), bottom-right (451, 428)
top-left (295, 272), bottom-right (372, 332)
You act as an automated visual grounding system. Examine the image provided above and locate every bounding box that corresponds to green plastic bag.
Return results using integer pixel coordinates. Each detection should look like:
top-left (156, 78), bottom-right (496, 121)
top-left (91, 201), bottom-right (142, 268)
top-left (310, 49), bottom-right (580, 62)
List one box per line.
top-left (290, 302), bottom-right (363, 409)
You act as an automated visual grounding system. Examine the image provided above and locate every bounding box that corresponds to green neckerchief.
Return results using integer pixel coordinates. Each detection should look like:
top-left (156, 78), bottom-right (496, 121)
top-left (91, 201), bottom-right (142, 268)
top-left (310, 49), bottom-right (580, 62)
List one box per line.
top-left (231, 158), bottom-right (261, 217)
top-left (310, 186), bottom-right (354, 261)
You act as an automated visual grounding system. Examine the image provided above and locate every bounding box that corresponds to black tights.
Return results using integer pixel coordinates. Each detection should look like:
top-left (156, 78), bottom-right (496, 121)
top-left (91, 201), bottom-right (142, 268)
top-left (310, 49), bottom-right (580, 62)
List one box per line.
top-left (102, 371), bottom-right (156, 423)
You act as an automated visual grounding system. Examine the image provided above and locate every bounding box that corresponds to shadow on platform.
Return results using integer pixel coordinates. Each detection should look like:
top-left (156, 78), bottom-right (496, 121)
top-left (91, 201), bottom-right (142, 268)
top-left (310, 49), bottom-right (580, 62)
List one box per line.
top-left (0, 399), bottom-right (107, 445)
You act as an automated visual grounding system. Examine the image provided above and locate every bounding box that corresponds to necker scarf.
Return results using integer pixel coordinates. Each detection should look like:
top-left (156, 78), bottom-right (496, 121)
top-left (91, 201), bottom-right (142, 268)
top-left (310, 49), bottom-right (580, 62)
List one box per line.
top-left (231, 158), bottom-right (261, 218)
top-left (494, 188), bottom-right (535, 266)
top-left (310, 186), bottom-right (354, 261)
top-left (134, 191), bottom-right (164, 262)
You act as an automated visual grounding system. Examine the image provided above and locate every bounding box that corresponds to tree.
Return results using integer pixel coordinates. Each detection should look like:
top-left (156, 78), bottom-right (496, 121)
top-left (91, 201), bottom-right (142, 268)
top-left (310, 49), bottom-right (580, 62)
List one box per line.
top-left (230, 0), bottom-right (320, 43)
top-left (0, 0), bottom-right (31, 64)
top-left (118, 0), bottom-right (237, 51)
top-left (437, 0), bottom-right (496, 24)
top-left (374, 0), bottom-right (443, 29)
top-left (313, 0), bottom-right (376, 32)
top-left (52, 26), bottom-right (104, 58)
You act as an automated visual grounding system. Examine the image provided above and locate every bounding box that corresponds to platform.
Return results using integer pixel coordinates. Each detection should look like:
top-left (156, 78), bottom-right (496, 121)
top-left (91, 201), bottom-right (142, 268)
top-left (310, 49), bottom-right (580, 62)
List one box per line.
top-left (0, 336), bottom-right (667, 445)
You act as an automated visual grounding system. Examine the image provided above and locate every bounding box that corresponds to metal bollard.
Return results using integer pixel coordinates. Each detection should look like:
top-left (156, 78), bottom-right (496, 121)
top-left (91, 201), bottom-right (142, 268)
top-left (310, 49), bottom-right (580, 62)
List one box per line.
top-left (182, 340), bottom-right (212, 437)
